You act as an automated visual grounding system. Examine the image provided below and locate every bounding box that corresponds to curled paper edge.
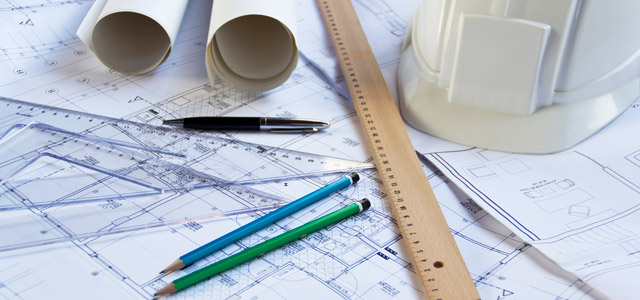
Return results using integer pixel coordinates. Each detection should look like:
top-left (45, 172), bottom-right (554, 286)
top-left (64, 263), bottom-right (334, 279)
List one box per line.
top-left (205, 0), bottom-right (299, 92)
top-left (76, 0), bottom-right (188, 75)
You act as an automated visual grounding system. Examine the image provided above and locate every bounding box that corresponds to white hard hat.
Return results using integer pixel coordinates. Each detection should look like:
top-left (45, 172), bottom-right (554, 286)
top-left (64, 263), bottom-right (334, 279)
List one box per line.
top-left (398, 0), bottom-right (640, 153)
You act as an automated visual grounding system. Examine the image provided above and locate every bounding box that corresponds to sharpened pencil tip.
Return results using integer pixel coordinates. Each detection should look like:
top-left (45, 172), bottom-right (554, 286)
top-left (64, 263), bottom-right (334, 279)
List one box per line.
top-left (155, 283), bottom-right (177, 297)
top-left (160, 259), bottom-right (185, 275)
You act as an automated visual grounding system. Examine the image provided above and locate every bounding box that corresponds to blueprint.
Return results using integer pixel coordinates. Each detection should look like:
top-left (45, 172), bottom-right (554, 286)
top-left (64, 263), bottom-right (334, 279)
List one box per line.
top-left (0, 97), bottom-right (373, 250)
top-left (0, 0), bottom-right (607, 299)
top-left (427, 99), bottom-right (640, 299)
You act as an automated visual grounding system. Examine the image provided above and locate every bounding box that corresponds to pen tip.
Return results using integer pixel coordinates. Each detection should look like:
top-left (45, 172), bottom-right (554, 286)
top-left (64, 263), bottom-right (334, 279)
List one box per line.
top-left (162, 119), bottom-right (183, 127)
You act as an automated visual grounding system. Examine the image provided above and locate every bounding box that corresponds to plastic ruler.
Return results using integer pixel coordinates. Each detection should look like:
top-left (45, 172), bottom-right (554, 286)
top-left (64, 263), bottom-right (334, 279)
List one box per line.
top-left (317, 1), bottom-right (480, 299)
top-left (0, 97), bottom-right (373, 187)
top-left (0, 96), bottom-right (372, 253)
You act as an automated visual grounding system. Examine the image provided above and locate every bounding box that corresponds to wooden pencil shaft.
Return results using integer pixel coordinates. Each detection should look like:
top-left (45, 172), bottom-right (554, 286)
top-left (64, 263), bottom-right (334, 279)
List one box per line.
top-left (172, 200), bottom-right (366, 292)
top-left (177, 173), bottom-right (358, 267)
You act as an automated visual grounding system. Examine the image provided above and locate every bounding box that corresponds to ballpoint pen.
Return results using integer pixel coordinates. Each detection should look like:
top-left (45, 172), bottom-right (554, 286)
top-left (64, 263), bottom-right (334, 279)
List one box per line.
top-left (162, 117), bottom-right (330, 132)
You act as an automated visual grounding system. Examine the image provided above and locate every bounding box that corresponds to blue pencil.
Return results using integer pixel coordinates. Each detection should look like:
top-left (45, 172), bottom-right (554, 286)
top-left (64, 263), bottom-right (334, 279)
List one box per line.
top-left (160, 172), bottom-right (360, 273)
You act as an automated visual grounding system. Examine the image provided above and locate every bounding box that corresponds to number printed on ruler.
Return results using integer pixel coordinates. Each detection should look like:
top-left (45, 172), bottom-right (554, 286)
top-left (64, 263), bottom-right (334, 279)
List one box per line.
top-left (317, 1), bottom-right (480, 299)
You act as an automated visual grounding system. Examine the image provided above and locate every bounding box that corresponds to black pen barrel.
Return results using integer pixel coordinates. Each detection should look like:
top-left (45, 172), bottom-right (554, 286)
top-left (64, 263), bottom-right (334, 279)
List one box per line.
top-left (183, 117), bottom-right (261, 130)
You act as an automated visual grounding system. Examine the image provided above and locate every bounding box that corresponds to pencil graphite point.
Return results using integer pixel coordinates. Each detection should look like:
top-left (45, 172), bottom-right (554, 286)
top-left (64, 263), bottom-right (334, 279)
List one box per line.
top-left (160, 259), bottom-right (185, 275)
top-left (155, 283), bottom-right (177, 297)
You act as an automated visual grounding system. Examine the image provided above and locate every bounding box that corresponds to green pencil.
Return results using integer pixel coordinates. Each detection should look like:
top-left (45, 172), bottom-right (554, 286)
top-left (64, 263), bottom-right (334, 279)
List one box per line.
top-left (155, 198), bottom-right (371, 297)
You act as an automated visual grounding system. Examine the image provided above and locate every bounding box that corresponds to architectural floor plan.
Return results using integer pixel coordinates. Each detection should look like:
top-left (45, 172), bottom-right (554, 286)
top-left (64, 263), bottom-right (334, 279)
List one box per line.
top-left (0, 0), bottom-right (615, 299)
top-left (427, 98), bottom-right (640, 299)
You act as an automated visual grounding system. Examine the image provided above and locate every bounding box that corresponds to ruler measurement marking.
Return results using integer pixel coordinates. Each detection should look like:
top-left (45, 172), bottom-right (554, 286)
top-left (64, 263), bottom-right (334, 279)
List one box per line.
top-left (323, 0), bottom-right (431, 262)
top-left (318, 1), bottom-right (479, 299)
top-left (323, 0), bottom-right (434, 276)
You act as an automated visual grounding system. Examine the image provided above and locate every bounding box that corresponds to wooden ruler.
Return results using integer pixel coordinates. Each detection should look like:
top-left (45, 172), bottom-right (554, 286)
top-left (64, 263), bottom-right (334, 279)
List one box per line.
top-left (316, 1), bottom-right (480, 299)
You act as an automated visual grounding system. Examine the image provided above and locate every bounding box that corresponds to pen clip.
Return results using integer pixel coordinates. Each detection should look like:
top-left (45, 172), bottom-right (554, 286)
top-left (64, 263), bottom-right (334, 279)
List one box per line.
top-left (270, 128), bottom-right (319, 133)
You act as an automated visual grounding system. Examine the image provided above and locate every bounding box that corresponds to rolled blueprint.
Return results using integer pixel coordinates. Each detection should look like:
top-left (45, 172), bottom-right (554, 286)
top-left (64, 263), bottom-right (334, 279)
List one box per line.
top-left (206, 0), bottom-right (298, 92)
top-left (76, 0), bottom-right (188, 75)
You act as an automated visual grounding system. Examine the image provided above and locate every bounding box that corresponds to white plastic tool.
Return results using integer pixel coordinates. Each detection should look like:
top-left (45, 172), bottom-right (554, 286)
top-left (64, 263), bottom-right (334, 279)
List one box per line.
top-left (398, 0), bottom-right (640, 153)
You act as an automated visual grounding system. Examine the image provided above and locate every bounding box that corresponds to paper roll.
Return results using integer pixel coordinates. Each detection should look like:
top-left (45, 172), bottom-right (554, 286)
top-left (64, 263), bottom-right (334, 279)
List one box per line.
top-left (206, 0), bottom-right (298, 92)
top-left (76, 0), bottom-right (188, 75)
